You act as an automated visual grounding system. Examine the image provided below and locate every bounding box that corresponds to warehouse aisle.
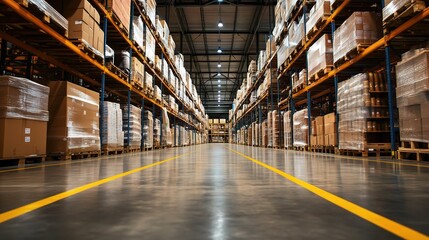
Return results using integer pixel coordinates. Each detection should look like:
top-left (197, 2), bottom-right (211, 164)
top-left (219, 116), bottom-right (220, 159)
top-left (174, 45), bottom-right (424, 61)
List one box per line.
top-left (0, 144), bottom-right (429, 239)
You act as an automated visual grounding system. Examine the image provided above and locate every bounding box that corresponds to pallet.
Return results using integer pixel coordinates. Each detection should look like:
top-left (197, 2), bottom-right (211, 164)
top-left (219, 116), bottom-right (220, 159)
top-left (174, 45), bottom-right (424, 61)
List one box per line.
top-left (0, 155), bottom-right (46, 168)
top-left (70, 39), bottom-right (104, 64)
top-left (106, 63), bottom-right (129, 81)
top-left (293, 145), bottom-right (309, 151)
top-left (48, 151), bottom-right (101, 161)
top-left (310, 145), bottom-right (335, 154)
top-left (143, 147), bottom-right (153, 151)
top-left (110, 11), bottom-right (129, 36)
top-left (337, 143), bottom-right (391, 157)
top-left (125, 146), bottom-right (141, 153)
top-left (334, 44), bottom-right (371, 67)
top-left (398, 141), bottom-right (429, 161)
top-left (132, 40), bottom-right (145, 54)
top-left (308, 66), bottom-right (333, 83)
top-left (383, 0), bottom-right (427, 28)
top-left (292, 82), bottom-right (306, 94)
top-left (102, 147), bottom-right (124, 156)
top-left (306, 15), bottom-right (329, 42)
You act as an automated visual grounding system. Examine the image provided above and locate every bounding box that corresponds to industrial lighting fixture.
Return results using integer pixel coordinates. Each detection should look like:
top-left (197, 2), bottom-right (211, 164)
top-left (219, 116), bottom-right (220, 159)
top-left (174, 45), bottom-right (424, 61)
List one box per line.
top-left (218, 63), bottom-right (221, 68)
top-left (218, 79), bottom-right (221, 83)
top-left (217, 47), bottom-right (222, 53)
top-left (218, 84), bottom-right (221, 87)
top-left (218, 20), bottom-right (223, 28)
top-left (218, 104), bottom-right (220, 107)
top-left (218, 90), bottom-right (221, 93)
top-left (218, 94), bottom-right (221, 97)
top-left (217, 73), bottom-right (221, 76)
top-left (218, 0), bottom-right (223, 2)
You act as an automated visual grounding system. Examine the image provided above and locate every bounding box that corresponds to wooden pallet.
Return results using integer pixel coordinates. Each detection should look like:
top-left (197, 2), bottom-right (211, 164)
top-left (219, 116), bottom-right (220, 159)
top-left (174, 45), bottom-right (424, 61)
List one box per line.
top-left (337, 143), bottom-right (391, 157)
top-left (398, 141), bottom-right (429, 161)
top-left (309, 66), bottom-right (333, 83)
top-left (334, 44), bottom-right (371, 67)
top-left (126, 146), bottom-right (141, 153)
top-left (102, 147), bottom-right (124, 156)
top-left (132, 40), bottom-right (145, 54)
top-left (306, 15), bottom-right (329, 41)
top-left (106, 63), bottom-right (129, 81)
top-left (383, 0), bottom-right (427, 28)
top-left (292, 82), bottom-right (307, 94)
top-left (70, 39), bottom-right (104, 64)
top-left (310, 145), bottom-right (335, 154)
top-left (0, 155), bottom-right (46, 168)
top-left (110, 11), bottom-right (129, 36)
top-left (293, 145), bottom-right (309, 151)
top-left (48, 151), bottom-right (101, 161)
top-left (143, 147), bottom-right (154, 151)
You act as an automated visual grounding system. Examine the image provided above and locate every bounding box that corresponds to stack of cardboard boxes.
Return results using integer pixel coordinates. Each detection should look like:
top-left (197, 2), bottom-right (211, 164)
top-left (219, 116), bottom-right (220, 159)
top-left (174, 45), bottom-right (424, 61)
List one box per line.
top-left (293, 109), bottom-right (309, 147)
top-left (306, 0), bottom-right (331, 36)
top-left (324, 113), bottom-right (337, 146)
top-left (0, 76), bottom-right (49, 159)
top-left (104, 0), bottom-right (131, 34)
top-left (131, 57), bottom-right (144, 88)
top-left (101, 102), bottom-right (124, 149)
top-left (143, 110), bottom-right (153, 148)
top-left (122, 105), bottom-right (141, 148)
top-left (308, 34), bottom-right (333, 80)
top-left (311, 115), bottom-right (324, 146)
top-left (283, 110), bottom-right (292, 148)
top-left (48, 81), bottom-right (100, 154)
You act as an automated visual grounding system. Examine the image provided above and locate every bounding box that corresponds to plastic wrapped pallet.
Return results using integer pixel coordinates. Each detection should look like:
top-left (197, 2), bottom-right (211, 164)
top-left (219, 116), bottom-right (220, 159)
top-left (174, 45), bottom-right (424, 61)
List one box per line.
top-left (383, 0), bottom-right (427, 23)
top-left (0, 76), bottom-right (49, 158)
top-left (102, 101), bottom-right (124, 149)
top-left (277, 35), bottom-right (289, 68)
top-left (145, 26), bottom-right (156, 63)
top-left (293, 109), bottom-right (309, 147)
top-left (144, 72), bottom-right (154, 92)
top-left (306, 0), bottom-right (331, 36)
top-left (286, 0), bottom-right (299, 20)
top-left (396, 48), bottom-right (429, 142)
top-left (274, 0), bottom-right (286, 41)
top-left (161, 108), bottom-right (172, 147)
top-left (153, 118), bottom-right (161, 148)
top-left (308, 34), bottom-right (333, 80)
top-left (273, 110), bottom-right (282, 148)
top-left (289, 14), bottom-right (307, 53)
top-left (333, 12), bottom-right (382, 64)
top-left (30, 0), bottom-right (68, 30)
top-left (283, 111), bottom-right (292, 148)
top-left (248, 124), bottom-right (253, 146)
top-left (262, 119), bottom-right (268, 147)
top-left (131, 57), bottom-right (144, 88)
top-left (258, 51), bottom-right (266, 73)
top-left (122, 104), bottom-right (141, 148)
top-left (154, 85), bottom-right (162, 102)
top-left (47, 81), bottom-right (100, 154)
top-left (143, 110), bottom-right (153, 148)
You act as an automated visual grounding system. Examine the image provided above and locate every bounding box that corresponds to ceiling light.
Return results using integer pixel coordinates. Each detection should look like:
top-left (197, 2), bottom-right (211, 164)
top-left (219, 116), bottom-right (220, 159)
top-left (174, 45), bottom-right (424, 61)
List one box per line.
top-left (218, 100), bottom-right (221, 103)
top-left (217, 73), bottom-right (221, 76)
top-left (218, 63), bottom-right (221, 68)
top-left (218, 21), bottom-right (223, 28)
top-left (218, 94), bottom-right (221, 97)
top-left (218, 91), bottom-right (221, 93)
top-left (218, 85), bottom-right (221, 87)
top-left (218, 0), bottom-right (223, 2)
top-left (217, 47), bottom-right (222, 53)
top-left (218, 79), bottom-right (221, 83)
top-left (218, 104), bottom-right (220, 107)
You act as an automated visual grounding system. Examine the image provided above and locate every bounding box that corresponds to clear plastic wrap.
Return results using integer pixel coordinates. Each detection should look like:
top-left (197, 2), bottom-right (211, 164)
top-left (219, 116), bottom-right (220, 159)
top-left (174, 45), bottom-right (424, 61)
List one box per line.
top-left (48, 81), bottom-right (100, 153)
top-left (272, 110), bottom-right (282, 147)
top-left (262, 119), bottom-right (268, 147)
top-left (162, 108), bottom-right (172, 147)
top-left (268, 111), bottom-right (273, 147)
top-left (333, 12), bottom-right (382, 64)
top-left (306, 0), bottom-right (331, 36)
top-left (293, 109), bottom-right (309, 147)
top-left (154, 85), bottom-right (162, 102)
top-left (122, 104), bottom-right (141, 148)
top-left (29, 0), bottom-right (68, 30)
top-left (289, 14), bottom-right (307, 52)
top-left (102, 101), bottom-right (124, 148)
top-left (396, 50), bottom-right (429, 98)
top-left (144, 72), bottom-right (154, 91)
top-left (286, 0), bottom-right (299, 20)
top-left (0, 76), bottom-right (49, 121)
top-left (144, 0), bottom-right (157, 27)
top-left (153, 118), bottom-right (161, 148)
top-left (145, 27), bottom-right (156, 63)
top-left (133, 16), bottom-right (144, 49)
top-left (143, 110), bottom-right (153, 148)
top-left (283, 110), bottom-right (292, 148)
top-left (258, 50), bottom-right (266, 73)
top-left (383, 0), bottom-right (426, 22)
top-left (274, 0), bottom-right (286, 42)
top-left (277, 35), bottom-right (290, 68)
top-left (308, 34), bottom-right (333, 79)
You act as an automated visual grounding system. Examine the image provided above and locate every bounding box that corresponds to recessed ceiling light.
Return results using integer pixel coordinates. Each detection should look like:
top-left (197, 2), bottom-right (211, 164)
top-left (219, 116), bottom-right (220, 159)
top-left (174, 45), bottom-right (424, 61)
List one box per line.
top-left (218, 21), bottom-right (223, 28)
top-left (218, 79), bottom-right (221, 83)
top-left (218, 85), bottom-right (221, 87)
top-left (218, 64), bottom-right (221, 68)
top-left (218, 91), bottom-right (221, 93)
top-left (218, 94), bottom-right (221, 97)
top-left (217, 47), bottom-right (222, 53)
top-left (218, 104), bottom-right (220, 107)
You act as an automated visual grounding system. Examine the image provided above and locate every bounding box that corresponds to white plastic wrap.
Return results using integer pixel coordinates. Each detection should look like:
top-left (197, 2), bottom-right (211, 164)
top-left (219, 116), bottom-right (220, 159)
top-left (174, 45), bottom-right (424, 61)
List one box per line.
top-left (29, 0), bottom-right (68, 30)
top-left (145, 26), bottom-right (156, 63)
top-left (306, 0), bottom-right (331, 36)
top-left (277, 35), bottom-right (290, 68)
top-left (143, 110), bottom-right (153, 148)
top-left (383, 0), bottom-right (426, 22)
top-left (0, 76), bottom-right (49, 121)
top-left (154, 118), bottom-right (161, 148)
top-left (333, 12), bottom-right (382, 64)
top-left (293, 109), bottom-right (309, 147)
top-left (308, 34), bottom-right (333, 79)
top-left (122, 104), bottom-right (141, 148)
top-left (102, 101), bottom-right (124, 148)
top-left (289, 14), bottom-right (307, 52)
top-left (273, 110), bottom-right (282, 148)
top-left (154, 85), bottom-right (162, 102)
top-left (133, 16), bottom-right (144, 49)
top-left (283, 111), bottom-right (292, 148)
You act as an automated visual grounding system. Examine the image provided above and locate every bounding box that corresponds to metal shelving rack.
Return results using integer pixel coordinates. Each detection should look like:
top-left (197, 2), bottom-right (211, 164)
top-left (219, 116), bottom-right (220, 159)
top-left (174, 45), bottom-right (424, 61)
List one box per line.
top-left (0, 0), bottom-right (208, 152)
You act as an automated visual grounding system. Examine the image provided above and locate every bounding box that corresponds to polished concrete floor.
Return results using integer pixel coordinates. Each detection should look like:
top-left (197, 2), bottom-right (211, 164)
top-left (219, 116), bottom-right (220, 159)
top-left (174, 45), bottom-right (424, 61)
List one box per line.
top-left (0, 143), bottom-right (429, 239)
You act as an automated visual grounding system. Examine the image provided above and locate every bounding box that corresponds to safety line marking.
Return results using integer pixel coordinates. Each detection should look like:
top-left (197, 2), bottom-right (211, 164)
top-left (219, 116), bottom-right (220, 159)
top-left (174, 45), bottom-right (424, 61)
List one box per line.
top-left (0, 153), bottom-right (187, 224)
top-left (228, 148), bottom-right (429, 240)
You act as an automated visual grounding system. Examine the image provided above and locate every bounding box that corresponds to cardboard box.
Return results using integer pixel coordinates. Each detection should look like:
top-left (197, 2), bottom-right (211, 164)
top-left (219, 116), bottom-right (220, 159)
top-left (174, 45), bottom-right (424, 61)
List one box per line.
top-left (0, 119), bottom-right (47, 158)
top-left (326, 134), bottom-right (337, 146)
top-left (324, 112), bottom-right (336, 123)
top-left (317, 135), bottom-right (325, 146)
top-left (311, 135), bottom-right (317, 146)
top-left (324, 122), bottom-right (337, 135)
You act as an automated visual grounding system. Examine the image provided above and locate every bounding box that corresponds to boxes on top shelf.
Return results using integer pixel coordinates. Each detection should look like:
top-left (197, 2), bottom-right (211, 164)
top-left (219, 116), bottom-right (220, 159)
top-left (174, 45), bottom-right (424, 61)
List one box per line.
top-left (104, 0), bottom-right (131, 34)
top-left (0, 76), bottom-right (49, 159)
top-left (306, 0), bottom-right (331, 36)
top-left (307, 34), bottom-right (333, 81)
top-left (133, 16), bottom-right (144, 49)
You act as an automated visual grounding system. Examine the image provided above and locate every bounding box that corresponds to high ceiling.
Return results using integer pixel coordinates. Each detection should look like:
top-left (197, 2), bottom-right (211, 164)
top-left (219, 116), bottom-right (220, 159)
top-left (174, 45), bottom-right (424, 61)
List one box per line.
top-left (157, 0), bottom-right (276, 118)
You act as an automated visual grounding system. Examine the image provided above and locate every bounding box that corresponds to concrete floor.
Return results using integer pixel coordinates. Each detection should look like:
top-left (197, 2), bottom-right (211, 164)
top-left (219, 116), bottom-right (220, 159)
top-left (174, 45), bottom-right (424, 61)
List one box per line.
top-left (0, 143), bottom-right (428, 239)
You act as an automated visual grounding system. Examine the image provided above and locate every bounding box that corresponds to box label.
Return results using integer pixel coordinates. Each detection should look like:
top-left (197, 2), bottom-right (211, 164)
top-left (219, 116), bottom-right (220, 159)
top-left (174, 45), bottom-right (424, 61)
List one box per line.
top-left (25, 128), bottom-right (31, 134)
top-left (25, 136), bottom-right (30, 143)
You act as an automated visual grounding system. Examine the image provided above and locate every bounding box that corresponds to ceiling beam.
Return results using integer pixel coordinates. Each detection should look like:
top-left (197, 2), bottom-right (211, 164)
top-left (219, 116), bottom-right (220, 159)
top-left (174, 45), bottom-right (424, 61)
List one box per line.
top-left (170, 30), bottom-right (270, 34)
top-left (181, 53), bottom-right (257, 56)
top-left (157, 0), bottom-right (276, 7)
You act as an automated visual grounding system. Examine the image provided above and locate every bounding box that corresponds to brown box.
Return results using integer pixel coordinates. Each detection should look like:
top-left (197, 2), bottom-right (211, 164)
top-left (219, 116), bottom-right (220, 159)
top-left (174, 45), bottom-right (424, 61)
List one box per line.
top-left (317, 135), bottom-right (325, 146)
top-left (422, 118), bottom-right (429, 132)
top-left (324, 112), bottom-right (336, 123)
top-left (421, 103), bottom-right (429, 118)
top-left (0, 119), bottom-right (47, 159)
top-left (48, 81), bottom-right (100, 154)
top-left (311, 120), bottom-right (317, 136)
top-left (311, 135), bottom-right (317, 146)
top-left (324, 122), bottom-right (337, 135)
top-left (327, 134), bottom-right (337, 146)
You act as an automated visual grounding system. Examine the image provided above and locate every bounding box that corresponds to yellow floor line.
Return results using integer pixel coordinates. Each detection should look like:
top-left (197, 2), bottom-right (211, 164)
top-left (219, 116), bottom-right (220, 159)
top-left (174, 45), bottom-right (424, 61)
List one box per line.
top-left (228, 148), bottom-right (429, 240)
top-left (0, 153), bottom-right (187, 224)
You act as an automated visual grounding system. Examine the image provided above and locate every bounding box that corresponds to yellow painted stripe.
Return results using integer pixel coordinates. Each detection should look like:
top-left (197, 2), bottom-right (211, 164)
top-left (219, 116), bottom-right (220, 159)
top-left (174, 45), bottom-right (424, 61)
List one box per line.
top-left (228, 148), bottom-right (429, 240)
top-left (0, 153), bottom-right (186, 224)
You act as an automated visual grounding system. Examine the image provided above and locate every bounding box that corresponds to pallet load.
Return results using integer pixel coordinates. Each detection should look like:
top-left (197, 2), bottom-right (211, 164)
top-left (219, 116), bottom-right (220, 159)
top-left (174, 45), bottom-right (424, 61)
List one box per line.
top-left (283, 110), bottom-right (292, 148)
top-left (293, 109), bottom-right (309, 148)
top-left (154, 118), bottom-right (161, 148)
top-left (248, 123), bottom-right (253, 146)
top-left (277, 35), bottom-right (290, 69)
top-left (145, 27), bottom-right (156, 63)
top-left (161, 108), bottom-right (173, 147)
top-left (101, 102), bottom-right (124, 151)
top-left (333, 12), bottom-right (382, 65)
top-left (338, 73), bottom-right (390, 156)
top-left (137, 0), bottom-right (156, 27)
top-left (307, 34), bottom-right (333, 82)
top-left (311, 115), bottom-right (324, 147)
top-left (0, 76), bottom-right (49, 160)
top-left (272, 110), bottom-right (282, 148)
top-left (143, 110), bottom-right (153, 149)
top-left (132, 16), bottom-right (144, 50)
top-left (131, 57), bottom-right (144, 89)
top-left (292, 69), bottom-right (307, 93)
top-left (288, 14), bottom-right (306, 54)
top-left (48, 81), bottom-right (100, 157)
top-left (306, 0), bottom-right (331, 38)
top-left (268, 111), bottom-right (273, 147)
top-left (383, 0), bottom-right (427, 26)
top-left (104, 0), bottom-right (131, 34)
top-left (122, 105), bottom-right (141, 149)
top-left (144, 72), bottom-right (154, 94)
top-left (395, 48), bottom-right (429, 160)
top-left (262, 119), bottom-right (268, 147)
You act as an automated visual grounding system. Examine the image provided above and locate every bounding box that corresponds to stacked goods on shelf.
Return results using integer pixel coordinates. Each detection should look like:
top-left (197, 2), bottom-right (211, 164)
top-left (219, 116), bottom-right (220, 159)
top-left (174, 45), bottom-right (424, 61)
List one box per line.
top-left (258, 51), bottom-right (267, 74)
top-left (283, 111), bottom-right (292, 148)
top-left (144, 72), bottom-right (154, 93)
top-left (311, 116), bottom-right (325, 146)
top-left (248, 124), bottom-right (253, 146)
top-left (268, 111), bottom-right (273, 147)
top-left (122, 105), bottom-right (141, 148)
top-left (262, 119), bottom-right (268, 147)
top-left (132, 16), bottom-right (144, 49)
top-left (162, 109), bottom-right (173, 147)
top-left (324, 113), bottom-right (337, 146)
top-left (48, 81), bottom-right (100, 154)
top-left (289, 14), bottom-right (307, 53)
top-left (153, 118), bottom-right (161, 148)
top-left (286, 0), bottom-right (299, 20)
top-left (306, 0), bottom-right (331, 37)
top-left (138, 0), bottom-right (156, 26)
top-left (383, 0), bottom-right (427, 24)
top-left (273, 110), bottom-right (282, 148)
top-left (273, 0), bottom-right (286, 41)
top-left (338, 73), bottom-right (390, 151)
top-left (266, 37), bottom-right (277, 59)
top-left (292, 69), bottom-right (307, 92)
top-left (51, 0), bottom-right (104, 55)
top-left (101, 102), bottom-right (124, 149)
top-left (31, 0), bottom-right (68, 31)
top-left (277, 36), bottom-right (289, 68)
top-left (154, 85), bottom-right (162, 102)
top-left (333, 12), bottom-right (382, 65)
top-left (0, 76), bottom-right (49, 158)
top-left (104, 0), bottom-right (131, 33)
top-left (143, 110), bottom-right (153, 148)
top-left (395, 48), bottom-right (429, 143)
top-left (131, 57), bottom-right (144, 89)
top-left (293, 109), bottom-right (309, 147)
top-left (307, 34), bottom-right (333, 81)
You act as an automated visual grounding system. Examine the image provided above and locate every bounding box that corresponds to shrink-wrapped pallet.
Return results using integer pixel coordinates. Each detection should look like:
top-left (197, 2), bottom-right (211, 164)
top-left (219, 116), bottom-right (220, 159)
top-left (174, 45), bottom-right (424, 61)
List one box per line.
top-left (268, 111), bottom-right (273, 147)
top-left (122, 104), bottom-right (141, 148)
top-left (145, 26), bottom-right (156, 63)
top-left (102, 102), bottom-right (124, 149)
top-left (308, 34), bottom-right (333, 80)
top-left (273, 110), bottom-right (282, 148)
top-left (262, 120), bottom-right (268, 147)
top-left (133, 16), bottom-right (144, 49)
top-left (277, 35), bottom-right (290, 68)
top-left (333, 12), bottom-right (382, 64)
top-left (283, 110), bottom-right (292, 148)
top-left (293, 109), bottom-right (309, 147)
top-left (383, 0), bottom-right (427, 23)
top-left (143, 110), bottom-right (153, 148)
top-left (153, 118), bottom-right (161, 148)
top-left (289, 14), bottom-right (307, 53)
top-left (306, 0), bottom-right (331, 36)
